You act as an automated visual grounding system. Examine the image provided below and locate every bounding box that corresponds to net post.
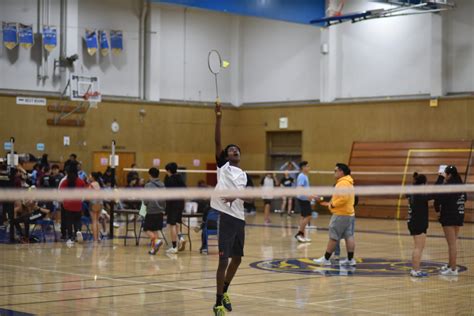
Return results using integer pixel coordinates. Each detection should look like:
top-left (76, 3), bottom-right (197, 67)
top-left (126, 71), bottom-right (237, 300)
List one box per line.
top-left (109, 140), bottom-right (116, 239)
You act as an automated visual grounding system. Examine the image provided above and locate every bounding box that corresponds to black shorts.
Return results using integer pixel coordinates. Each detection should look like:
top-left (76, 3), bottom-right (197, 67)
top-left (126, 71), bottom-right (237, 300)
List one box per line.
top-left (166, 209), bottom-right (183, 225)
top-left (297, 199), bottom-right (312, 217)
top-left (439, 213), bottom-right (464, 227)
top-left (143, 213), bottom-right (164, 231)
top-left (263, 199), bottom-right (272, 205)
top-left (218, 212), bottom-right (245, 259)
top-left (408, 223), bottom-right (428, 236)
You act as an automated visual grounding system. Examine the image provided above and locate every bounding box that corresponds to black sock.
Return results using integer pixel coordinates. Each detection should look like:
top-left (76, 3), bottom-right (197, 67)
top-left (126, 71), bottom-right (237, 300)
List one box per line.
top-left (296, 231), bottom-right (304, 236)
top-left (348, 252), bottom-right (354, 260)
top-left (216, 294), bottom-right (223, 306)
top-left (172, 241), bottom-right (177, 248)
top-left (223, 282), bottom-right (230, 293)
top-left (324, 252), bottom-right (332, 260)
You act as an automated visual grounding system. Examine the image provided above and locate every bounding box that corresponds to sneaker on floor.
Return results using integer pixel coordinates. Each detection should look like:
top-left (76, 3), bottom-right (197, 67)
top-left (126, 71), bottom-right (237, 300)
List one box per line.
top-left (213, 305), bottom-right (226, 316)
top-left (295, 234), bottom-right (306, 243)
top-left (440, 268), bottom-right (458, 276)
top-left (149, 239), bottom-right (163, 255)
top-left (113, 222), bottom-right (120, 228)
top-left (410, 270), bottom-right (428, 277)
top-left (440, 264), bottom-right (449, 271)
top-left (304, 237), bottom-right (312, 242)
top-left (76, 231), bottom-right (83, 243)
top-left (339, 258), bottom-right (357, 266)
top-left (166, 247), bottom-right (178, 254)
top-left (66, 239), bottom-right (74, 247)
top-left (178, 236), bottom-right (186, 251)
top-left (222, 293), bottom-right (232, 311)
top-left (313, 256), bottom-right (331, 266)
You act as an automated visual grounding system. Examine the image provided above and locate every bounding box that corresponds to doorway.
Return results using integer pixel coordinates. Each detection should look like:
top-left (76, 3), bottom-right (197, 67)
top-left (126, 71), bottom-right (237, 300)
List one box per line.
top-left (266, 131), bottom-right (302, 212)
top-left (92, 152), bottom-right (136, 187)
top-left (266, 131), bottom-right (302, 171)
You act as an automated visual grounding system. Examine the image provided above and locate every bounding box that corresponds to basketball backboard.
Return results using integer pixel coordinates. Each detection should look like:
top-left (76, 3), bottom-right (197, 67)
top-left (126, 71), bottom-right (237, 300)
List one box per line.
top-left (69, 74), bottom-right (101, 103)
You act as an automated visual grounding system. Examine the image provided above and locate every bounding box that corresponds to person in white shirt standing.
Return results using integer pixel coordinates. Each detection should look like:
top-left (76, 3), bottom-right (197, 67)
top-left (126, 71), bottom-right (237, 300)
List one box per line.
top-left (261, 173), bottom-right (278, 224)
top-left (211, 101), bottom-right (248, 316)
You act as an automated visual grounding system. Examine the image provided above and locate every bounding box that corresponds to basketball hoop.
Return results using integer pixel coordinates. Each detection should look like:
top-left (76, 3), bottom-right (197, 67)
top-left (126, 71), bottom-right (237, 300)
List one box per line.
top-left (83, 91), bottom-right (101, 101)
top-left (83, 91), bottom-right (101, 109)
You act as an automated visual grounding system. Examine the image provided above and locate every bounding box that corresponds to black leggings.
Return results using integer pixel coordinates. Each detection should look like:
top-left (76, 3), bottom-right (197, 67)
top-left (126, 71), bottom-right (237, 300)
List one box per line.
top-left (63, 209), bottom-right (82, 240)
top-left (12, 214), bottom-right (30, 238)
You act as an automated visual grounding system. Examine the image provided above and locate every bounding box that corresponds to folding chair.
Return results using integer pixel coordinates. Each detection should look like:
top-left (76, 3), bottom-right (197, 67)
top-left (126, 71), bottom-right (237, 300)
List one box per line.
top-left (201, 209), bottom-right (219, 254)
top-left (80, 216), bottom-right (94, 240)
top-left (31, 210), bottom-right (58, 242)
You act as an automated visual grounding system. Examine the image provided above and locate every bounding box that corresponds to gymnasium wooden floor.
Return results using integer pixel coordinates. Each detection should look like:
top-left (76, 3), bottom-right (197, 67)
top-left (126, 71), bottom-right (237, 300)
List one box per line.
top-left (0, 214), bottom-right (473, 316)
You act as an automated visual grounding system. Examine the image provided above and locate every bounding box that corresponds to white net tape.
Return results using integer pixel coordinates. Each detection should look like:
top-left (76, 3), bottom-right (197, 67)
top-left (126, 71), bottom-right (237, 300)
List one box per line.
top-left (0, 184), bottom-right (472, 202)
top-left (123, 168), bottom-right (441, 175)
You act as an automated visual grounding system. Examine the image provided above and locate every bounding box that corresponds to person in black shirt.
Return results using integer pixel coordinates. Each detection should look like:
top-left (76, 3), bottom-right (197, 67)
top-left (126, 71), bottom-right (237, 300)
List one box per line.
top-left (244, 174), bottom-right (256, 215)
top-left (126, 163), bottom-right (139, 186)
top-left (164, 162), bottom-right (186, 254)
top-left (279, 171), bottom-right (294, 216)
top-left (435, 165), bottom-right (466, 276)
top-left (407, 173), bottom-right (432, 277)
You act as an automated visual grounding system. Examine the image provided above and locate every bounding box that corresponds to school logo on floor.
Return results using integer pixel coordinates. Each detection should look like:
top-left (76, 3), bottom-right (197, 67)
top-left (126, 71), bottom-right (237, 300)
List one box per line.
top-left (249, 258), bottom-right (467, 277)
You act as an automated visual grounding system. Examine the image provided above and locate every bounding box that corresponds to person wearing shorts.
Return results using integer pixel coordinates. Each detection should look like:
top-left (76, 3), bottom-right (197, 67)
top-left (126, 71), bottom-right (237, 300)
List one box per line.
top-left (144, 168), bottom-right (165, 255)
top-left (435, 165), bottom-right (466, 276)
top-left (406, 173), bottom-right (433, 277)
top-left (211, 100), bottom-right (249, 316)
top-left (314, 163), bottom-right (356, 266)
top-left (164, 162), bottom-right (186, 254)
top-left (261, 173), bottom-right (277, 224)
top-left (294, 161), bottom-right (313, 243)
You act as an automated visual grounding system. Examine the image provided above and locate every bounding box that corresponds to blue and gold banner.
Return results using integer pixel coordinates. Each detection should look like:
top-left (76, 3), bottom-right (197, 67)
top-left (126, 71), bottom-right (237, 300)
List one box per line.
top-left (3, 22), bottom-right (18, 50)
top-left (85, 29), bottom-right (98, 56)
top-left (19, 24), bottom-right (34, 49)
top-left (43, 25), bottom-right (57, 52)
top-left (99, 30), bottom-right (109, 56)
top-left (110, 30), bottom-right (123, 56)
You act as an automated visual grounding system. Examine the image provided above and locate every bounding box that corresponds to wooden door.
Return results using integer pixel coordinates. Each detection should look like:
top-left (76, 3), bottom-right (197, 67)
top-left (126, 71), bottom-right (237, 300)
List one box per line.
top-left (92, 152), bottom-right (136, 187)
top-left (266, 131), bottom-right (302, 170)
top-left (206, 163), bottom-right (217, 186)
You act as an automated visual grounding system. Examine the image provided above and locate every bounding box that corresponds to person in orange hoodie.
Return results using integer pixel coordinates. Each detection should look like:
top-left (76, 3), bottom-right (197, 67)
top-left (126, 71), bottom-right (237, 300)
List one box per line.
top-left (313, 163), bottom-right (356, 266)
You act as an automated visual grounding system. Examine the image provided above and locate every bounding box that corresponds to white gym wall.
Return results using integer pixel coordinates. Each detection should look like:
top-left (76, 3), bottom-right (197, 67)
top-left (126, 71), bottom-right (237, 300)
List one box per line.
top-left (0, 0), bottom-right (473, 105)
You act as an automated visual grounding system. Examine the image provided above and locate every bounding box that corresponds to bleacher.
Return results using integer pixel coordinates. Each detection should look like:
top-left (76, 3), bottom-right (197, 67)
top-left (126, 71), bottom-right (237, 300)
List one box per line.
top-left (349, 141), bottom-right (473, 222)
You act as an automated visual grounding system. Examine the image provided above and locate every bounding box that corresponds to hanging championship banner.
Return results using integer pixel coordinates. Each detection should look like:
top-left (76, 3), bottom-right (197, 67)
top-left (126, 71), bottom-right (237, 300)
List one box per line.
top-left (3, 22), bottom-right (18, 50)
top-left (43, 25), bottom-right (57, 52)
top-left (19, 24), bottom-right (34, 49)
top-left (99, 30), bottom-right (109, 56)
top-left (85, 29), bottom-right (98, 56)
top-left (110, 30), bottom-right (123, 55)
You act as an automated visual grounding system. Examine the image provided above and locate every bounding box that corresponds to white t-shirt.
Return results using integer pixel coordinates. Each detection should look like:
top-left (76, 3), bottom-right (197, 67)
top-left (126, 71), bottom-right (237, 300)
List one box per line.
top-left (262, 176), bottom-right (275, 199)
top-left (210, 161), bottom-right (247, 221)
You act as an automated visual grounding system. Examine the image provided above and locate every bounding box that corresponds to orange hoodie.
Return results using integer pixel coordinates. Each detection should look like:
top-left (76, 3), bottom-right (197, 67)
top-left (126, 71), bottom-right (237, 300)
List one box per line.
top-left (328, 175), bottom-right (355, 216)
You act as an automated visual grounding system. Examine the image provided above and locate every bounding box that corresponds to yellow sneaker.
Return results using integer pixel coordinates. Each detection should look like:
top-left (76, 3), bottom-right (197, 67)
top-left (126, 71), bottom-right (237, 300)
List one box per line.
top-left (222, 293), bottom-right (232, 311)
top-left (213, 305), bottom-right (226, 316)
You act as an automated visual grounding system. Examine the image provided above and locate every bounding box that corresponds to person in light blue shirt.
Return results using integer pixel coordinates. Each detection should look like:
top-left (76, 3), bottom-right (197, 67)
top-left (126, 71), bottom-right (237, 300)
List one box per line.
top-left (77, 162), bottom-right (88, 182)
top-left (294, 161), bottom-right (314, 243)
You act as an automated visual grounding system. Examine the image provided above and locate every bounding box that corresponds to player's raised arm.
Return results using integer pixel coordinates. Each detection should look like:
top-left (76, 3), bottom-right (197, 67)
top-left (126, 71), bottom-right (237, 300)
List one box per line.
top-left (215, 100), bottom-right (223, 160)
